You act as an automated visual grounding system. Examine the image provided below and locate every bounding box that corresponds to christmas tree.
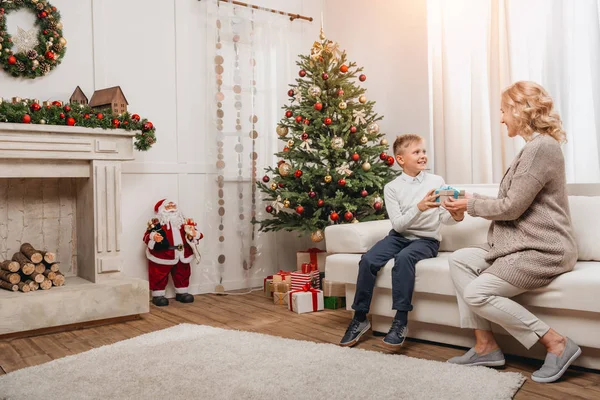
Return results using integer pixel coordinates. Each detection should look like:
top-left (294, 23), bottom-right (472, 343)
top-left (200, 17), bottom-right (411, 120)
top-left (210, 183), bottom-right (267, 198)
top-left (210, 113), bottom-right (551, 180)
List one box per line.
top-left (255, 30), bottom-right (400, 242)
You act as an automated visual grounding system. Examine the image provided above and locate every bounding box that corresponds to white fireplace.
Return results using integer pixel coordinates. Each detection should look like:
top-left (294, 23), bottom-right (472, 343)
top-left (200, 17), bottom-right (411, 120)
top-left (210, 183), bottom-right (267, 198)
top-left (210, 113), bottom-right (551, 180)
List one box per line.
top-left (0, 123), bottom-right (149, 335)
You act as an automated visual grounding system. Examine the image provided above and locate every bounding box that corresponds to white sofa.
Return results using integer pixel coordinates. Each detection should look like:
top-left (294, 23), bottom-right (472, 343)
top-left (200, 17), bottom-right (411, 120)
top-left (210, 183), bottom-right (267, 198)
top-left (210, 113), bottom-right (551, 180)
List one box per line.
top-left (325, 184), bottom-right (600, 369)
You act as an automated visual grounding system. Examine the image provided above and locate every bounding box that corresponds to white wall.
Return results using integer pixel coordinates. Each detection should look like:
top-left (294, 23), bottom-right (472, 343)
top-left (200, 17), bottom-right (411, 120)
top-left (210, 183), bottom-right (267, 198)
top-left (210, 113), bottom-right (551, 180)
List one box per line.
top-left (323, 0), bottom-right (431, 152)
top-left (0, 0), bottom-right (323, 294)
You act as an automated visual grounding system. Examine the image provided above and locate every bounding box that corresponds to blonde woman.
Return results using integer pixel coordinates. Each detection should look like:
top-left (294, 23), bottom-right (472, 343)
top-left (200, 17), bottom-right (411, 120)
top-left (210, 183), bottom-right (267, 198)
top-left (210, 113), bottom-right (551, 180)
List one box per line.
top-left (443, 81), bottom-right (580, 383)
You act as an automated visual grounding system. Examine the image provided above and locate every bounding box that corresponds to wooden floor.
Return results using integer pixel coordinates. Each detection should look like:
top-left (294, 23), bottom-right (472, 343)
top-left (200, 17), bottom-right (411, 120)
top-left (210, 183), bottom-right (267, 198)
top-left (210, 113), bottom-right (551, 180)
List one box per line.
top-left (1, 291), bottom-right (599, 399)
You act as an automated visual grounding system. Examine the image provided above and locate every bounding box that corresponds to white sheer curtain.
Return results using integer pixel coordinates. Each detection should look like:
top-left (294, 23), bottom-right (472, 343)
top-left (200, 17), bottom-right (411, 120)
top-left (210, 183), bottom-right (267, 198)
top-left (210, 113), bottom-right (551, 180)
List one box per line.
top-left (428, 0), bottom-right (600, 184)
top-left (202, 1), bottom-right (304, 291)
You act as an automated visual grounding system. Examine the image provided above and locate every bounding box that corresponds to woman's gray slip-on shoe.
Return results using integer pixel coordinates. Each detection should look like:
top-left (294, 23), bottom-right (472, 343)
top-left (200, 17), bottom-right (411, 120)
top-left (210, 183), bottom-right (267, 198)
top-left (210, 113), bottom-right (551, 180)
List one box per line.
top-left (531, 338), bottom-right (582, 383)
top-left (447, 348), bottom-right (506, 367)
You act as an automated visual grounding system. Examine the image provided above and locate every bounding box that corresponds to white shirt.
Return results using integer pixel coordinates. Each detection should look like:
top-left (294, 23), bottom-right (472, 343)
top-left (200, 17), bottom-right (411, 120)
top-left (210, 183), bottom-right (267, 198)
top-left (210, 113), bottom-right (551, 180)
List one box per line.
top-left (383, 171), bottom-right (457, 241)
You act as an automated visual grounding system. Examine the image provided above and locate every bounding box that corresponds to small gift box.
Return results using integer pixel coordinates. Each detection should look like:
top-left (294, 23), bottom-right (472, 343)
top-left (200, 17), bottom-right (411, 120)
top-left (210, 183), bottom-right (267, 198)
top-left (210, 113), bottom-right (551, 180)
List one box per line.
top-left (264, 277), bottom-right (274, 298)
top-left (291, 271), bottom-right (320, 291)
top-left (288, 284), bottom-right (324, 314)
top-left (272, 270), bottom-right (292, 284)
top-left (435, 185), bottom-right (466, 203)
top-left (296, 248), bottom-right (326, 271)
top-left (273, 282), bottom-right (290, 293)
top-left (324, 296), bottom-right (346, 310)
top-left (273, 291), bottom-right (288, 305)
top-left (322, 279), bottom-right (345, 297)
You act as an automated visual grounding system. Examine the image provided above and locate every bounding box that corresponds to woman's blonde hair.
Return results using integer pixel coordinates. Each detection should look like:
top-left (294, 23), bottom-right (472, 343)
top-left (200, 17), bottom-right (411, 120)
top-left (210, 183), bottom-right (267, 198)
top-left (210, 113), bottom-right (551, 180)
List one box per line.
top-left (501, 81), bottom-right (566, 143)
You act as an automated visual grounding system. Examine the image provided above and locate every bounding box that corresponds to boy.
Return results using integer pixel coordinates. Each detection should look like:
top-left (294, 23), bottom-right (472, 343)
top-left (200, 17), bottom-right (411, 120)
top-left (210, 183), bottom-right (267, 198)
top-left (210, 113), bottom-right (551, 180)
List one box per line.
top-left (340, 134), bottom-right (464, 348)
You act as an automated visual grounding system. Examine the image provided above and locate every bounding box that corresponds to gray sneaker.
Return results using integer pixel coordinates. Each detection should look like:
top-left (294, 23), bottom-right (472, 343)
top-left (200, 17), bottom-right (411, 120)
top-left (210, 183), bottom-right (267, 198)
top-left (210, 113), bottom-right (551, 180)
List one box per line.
top-left (339, 318), bottom-right (371, 347)
top-left (447, 348), bottom-right (506, 367)
top-left (531, 337), bottom-right (582, 383)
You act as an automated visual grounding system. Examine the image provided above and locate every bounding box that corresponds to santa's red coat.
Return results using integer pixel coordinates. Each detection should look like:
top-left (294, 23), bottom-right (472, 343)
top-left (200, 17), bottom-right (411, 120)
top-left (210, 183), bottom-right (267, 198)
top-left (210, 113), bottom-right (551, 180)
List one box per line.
top-left (143, 223), bottom-right (198, 265)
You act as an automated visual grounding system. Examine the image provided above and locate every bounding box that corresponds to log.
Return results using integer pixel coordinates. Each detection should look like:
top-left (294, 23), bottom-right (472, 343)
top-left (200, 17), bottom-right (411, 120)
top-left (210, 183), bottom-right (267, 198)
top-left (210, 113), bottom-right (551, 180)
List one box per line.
top-left (40, 251), bottom-right (56, 264)
top-left (17, 282), bottom-right (30, 293)
top-left (34, 263), bottom-right (46, 274)
top-left (12, 253), bottom-right (35, 275)
top-left (24, 279), bottom-right (39, 291)
top-left (0, 270), bottom-right (21, 284)
top-left (49, 263), bottom-right (60, 273)
top-left (20, 243), bottom-right (43, 264)
top-left (40, 278), bottom-right (52, 290)
top-left (29, 272), bottom-right (45, 284)
top-left (52, 272), bottom-right (65, 287)
top-left (0, 260), bottom-right (20, 273)
top-left (43, 269), bottom-right (56, 280)
top-left (0, 281), bottom-right (18, 291)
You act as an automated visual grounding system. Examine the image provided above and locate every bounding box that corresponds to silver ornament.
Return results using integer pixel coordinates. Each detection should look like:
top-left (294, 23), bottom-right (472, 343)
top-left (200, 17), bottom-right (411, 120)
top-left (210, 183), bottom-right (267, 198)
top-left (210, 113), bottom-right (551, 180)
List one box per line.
top-left (40, 119), bottom-right (46, 124)
top-left (366, 122), bottom-right (380, 135)
top-left (308, 85), bottom-right (322, 98)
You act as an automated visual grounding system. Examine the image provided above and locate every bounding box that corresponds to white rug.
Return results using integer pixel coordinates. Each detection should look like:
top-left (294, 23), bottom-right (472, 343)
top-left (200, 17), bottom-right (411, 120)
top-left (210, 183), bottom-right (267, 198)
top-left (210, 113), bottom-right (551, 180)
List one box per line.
top-left (0, 324), bottom-right (524, 400)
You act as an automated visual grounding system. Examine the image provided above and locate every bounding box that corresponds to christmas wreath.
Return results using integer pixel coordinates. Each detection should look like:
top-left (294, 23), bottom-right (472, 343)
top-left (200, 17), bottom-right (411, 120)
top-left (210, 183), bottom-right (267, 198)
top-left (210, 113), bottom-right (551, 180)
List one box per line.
top-left (0, 0), bottom-right (66, 79)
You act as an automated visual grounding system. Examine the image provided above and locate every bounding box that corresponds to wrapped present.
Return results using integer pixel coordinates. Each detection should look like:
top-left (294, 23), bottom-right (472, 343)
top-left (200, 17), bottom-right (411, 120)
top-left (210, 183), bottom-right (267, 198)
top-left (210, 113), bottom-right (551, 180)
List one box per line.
top-left (322, 279), bottom-right (345, 297)
top-left (324, 296), bottom-right (346, 310)
top-left (274, 291), bottom-right (288, 305)
top-left (300, 262), bottom-right (314, 274)
top-left (263, 275), bottom-right (273, 291)
top-left (272, 270), bottom-right (292, 284)
top-left (288, 284), bottom-right (324, 314)
top-left (296, 248), bottom-right (326, 271)
top-left (435, 185), bottom-right (466, 203)
top-left (264, 278), bottom-right (274, 298)
top-left (291, 271), bottom-right (320, 291)
top-left (273, 282), bottom-right (290, 293)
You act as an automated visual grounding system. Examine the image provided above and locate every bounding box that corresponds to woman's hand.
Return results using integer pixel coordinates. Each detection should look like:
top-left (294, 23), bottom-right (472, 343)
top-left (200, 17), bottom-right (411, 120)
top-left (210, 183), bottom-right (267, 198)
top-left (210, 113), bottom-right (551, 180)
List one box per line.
top-left (444, 197), bottom-right (468, 213)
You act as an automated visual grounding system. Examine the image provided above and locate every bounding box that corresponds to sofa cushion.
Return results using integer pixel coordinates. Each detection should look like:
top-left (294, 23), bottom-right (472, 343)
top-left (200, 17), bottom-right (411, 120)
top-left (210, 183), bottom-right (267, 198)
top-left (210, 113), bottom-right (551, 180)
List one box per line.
top-left (325, 253), bottom-right (600, 313)
top-left (568, 196), bottom-right (600, 261)
top-left (325, 220), bottom-right (392, 254)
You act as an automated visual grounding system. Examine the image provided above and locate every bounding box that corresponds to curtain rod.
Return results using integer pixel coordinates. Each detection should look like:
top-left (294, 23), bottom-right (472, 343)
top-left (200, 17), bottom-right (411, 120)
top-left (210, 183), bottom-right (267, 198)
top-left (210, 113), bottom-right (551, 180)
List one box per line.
top-left (199, 0), bottom-right (313, 22)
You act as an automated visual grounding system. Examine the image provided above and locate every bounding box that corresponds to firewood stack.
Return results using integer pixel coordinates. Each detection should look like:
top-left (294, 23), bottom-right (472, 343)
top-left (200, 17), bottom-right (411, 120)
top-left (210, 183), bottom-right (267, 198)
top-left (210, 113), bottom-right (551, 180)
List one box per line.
top-left (0, 243), bottom-right (64, 292)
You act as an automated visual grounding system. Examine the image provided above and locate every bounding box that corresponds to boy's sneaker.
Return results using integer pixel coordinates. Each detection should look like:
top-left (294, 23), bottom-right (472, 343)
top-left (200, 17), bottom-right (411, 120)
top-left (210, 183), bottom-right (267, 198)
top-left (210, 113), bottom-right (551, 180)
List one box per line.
top-left (382, 320), bottom-right (408, 349)
top-left (339, 318), bottom-right (371, 347)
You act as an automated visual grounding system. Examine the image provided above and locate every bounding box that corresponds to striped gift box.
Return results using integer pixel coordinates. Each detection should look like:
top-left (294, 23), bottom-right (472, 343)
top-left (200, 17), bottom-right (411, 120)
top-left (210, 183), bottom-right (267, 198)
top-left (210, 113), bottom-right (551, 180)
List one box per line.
top-left (291, 271), bottom-right (320, 290)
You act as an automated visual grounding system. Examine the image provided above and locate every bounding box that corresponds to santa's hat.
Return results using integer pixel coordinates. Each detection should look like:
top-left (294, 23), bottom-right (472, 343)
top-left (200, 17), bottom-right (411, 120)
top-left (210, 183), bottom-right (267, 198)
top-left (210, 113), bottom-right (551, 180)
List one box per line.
top-left (154, 199), bottom-right (166, 214)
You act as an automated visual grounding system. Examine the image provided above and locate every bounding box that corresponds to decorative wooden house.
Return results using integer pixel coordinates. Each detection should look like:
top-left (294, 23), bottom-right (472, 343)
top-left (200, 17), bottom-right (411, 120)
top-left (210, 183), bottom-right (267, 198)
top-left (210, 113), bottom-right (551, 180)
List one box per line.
top-left (89, 86), bottom-right (129, 115)
top-left (69, 86), bottom-right (88, 106)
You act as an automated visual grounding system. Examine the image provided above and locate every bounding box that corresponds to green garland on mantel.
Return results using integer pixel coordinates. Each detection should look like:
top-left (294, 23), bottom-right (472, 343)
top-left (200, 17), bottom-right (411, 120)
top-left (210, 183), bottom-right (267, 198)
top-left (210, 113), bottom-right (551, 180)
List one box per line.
top-left (0, 98), bottom-right (156, 151)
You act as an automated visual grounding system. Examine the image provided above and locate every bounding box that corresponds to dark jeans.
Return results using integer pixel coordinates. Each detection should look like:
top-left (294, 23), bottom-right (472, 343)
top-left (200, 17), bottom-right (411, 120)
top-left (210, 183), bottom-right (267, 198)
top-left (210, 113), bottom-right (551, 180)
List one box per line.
top-left (352, 230), bottom-right (440, 313)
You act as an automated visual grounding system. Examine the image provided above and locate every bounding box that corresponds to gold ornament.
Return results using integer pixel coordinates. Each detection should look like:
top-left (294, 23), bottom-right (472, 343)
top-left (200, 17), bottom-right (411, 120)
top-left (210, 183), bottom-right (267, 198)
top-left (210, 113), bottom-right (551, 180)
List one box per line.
top-left (308, 85), bottom-right (322, 98)
top-left (32, 59), bottom-right (39, 68)
top-left (287, 139), bottom-right (294, 147)
top-left (57, 22), bottom-right (64, 30)
top-left (360, 135), bottom-right (368, 144)
top-left (331, 136), bottom-right (345, 149)
top-left (352, 219), bottom-right (359, 224)
top-left (0, 44), bottom-right (2, 51)
top-left (338, 101), bottom-right (347, 110)
top-left (40, 119), bottom-right (46, 124)
top-left (359, 95), bottom-right (367, 104)
top-left (324, 175), bottom-right (332, 183)
top-left (362, 162), bottom-right (371, 171)
top-left (311, 229), bottom-right (324, 242)
top-left (270, 183), bottom-right (278, 190)
top-left (278, 162), bottom-right (292, 177)
top-left (380, 138), bottom-right (388, 146)
top-left (283, 199), bottom-right (291, 208)
top-left (276, 125), bottom-right (288, 137)
top-left (366, 122), bottom-right (380, 134)
top-left (59, 37), bottom-right (67, 46)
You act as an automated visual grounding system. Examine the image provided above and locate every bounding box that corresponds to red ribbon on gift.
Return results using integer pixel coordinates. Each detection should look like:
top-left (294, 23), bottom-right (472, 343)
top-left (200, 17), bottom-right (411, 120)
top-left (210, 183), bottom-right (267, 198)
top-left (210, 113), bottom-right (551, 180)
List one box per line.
top-left (301, 263), bottom-right (312, 274)
top-left (274, 270), bottom-right (291, 279)
top-left (263, 275), bottom-right (273, 291)
top-left (288, 282), bottom-right (320, 312)
top-left (304, 248), bottom-right (325, 267)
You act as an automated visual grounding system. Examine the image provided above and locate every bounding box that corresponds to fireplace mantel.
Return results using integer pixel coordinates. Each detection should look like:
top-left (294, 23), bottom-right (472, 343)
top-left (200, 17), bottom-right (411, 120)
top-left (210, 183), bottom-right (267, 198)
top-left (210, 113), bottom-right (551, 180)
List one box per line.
top-left (0, 123), bottom-right (149, 336)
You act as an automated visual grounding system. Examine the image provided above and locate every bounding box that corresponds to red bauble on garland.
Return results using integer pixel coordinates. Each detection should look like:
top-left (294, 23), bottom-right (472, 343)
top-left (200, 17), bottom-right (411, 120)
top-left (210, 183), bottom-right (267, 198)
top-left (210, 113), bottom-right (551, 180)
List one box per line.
top-left (38, 11), bottom-right (47, 18)
top-left (314, 102), bottom-right (323, 111)
top-left (59, 113), bottom-right (65, 119)
top-left (8, 56), bottom-right (16, 65)
top-left (330, 212), bottom-right (339, 221)
top-left (132, 114), bottom-right (140, 121)
top-left (351, 153), bottom-right (360, 162)
top-left (143, 123), bottom-right (153, 132)
top-left (45, 51), bottom-right (55, 60)
top-left (30, 103), bottom-right (41, 112)
top-left (294, 169), bottom-right (303, 178)
top-left (96, 113), bottom-right (104, 120)
top-left (295, 205), bottom-right (304, 215)
top-left (285, 110), bottom-right (293, 118)
top-left (22, 114), bottom-right (31, 124)
top-left (262, 175), bottom-right (270, 183)
top-left (63, 105), bottom-right (71, 112)
top-left (299, 69), bottom-right (306, 77)
top-left (324, 117), bottom-right (332, 125)
top-left (84, 114), bottom-right (90, 119)
top-left (338, 178), bottom-right (346, 186)
top-left (67, 117), bottom-right (76, 126)
top-left (344, 211), bottom-right (353, 221)
top-left (112, 119), bottom-right (120, 128)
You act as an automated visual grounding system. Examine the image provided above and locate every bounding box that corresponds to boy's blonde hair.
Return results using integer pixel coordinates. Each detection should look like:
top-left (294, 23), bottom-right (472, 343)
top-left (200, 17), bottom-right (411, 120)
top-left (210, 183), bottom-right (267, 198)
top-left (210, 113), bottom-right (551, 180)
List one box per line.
top-left (393, 134), bottom-right (424, 156)
top-left (501, 81), bottom-right (566, 143)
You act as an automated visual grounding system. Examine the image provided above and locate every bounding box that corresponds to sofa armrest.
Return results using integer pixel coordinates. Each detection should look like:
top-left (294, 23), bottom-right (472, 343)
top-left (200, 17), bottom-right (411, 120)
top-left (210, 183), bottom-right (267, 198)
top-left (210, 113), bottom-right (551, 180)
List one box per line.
top-left (325, 220), bottom-right (392, 254)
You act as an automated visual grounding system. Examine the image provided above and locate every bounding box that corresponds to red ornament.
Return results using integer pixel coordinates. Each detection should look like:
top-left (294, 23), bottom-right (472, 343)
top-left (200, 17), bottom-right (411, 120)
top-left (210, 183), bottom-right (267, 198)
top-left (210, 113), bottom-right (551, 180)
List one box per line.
top-left (387, 156), bottom-right (395, 166)
top-left (45, 51), bottom-right (55, 60)
top-left (59, 113), bottom-right (65, 119)
top-left (338, 178), bottom-right (346, 186)
top-left (146, 121), bottom-right (154, 129)
top-left (295, 115), bottom-right (303, 123)
top-left (314, 102), bottom-right (323, 111)
top-left (96, 113), bottom-right (104, 120)
top-left (324, 117), bottom-right (332, 125)
top-left (287, 89), bottom-right (295, 97)
top-left (123, 121), bottom-right (129, 125)
top-left (285, 110), bottom-right (293, 118)
top-left (283, 147), bottom-right (290, 152)
top-left (294, 169), bottom-right (303, 178)
top-left (84, 114), bottom-right (90, 119)
top-left (299, 69), bottom-right (306, 77)
top-left (52, 100), bottom-right (62, 106)
top-left (43, 30), bottom-right (48, 35)
top-left (330, 212), bottom-right (339, 221)
top-left (350, 126), bottom-right (357, 133)
top-left (278, 182), bottom-right (285, 188)
top-left (63, 105), bottom-right (71, 112)
top-left (344, 211), bottom-right (354, 221)
top-left (337, 89), bottom-right (344, 97)
top-left (379, 152), bottom-right (388, 161)
top-left (8, 56), bottom-right (16, 65)
top-left (303, 119), bottom-right (310, 125)
top-left (317, 199), bottom-right (325, 207)
top-left (67, 117), bottom-right (76, 126)
top-left (266, 205), bottom-right (274, 213)
top-left (30, 103), bottom-right (41, 112)
top-left (301, 133), bottom-right (309, 140)
top-left (351, 153), bottom-right (360, 162)
top-left (143, 123), bottom-right (154, 132)
top-left (262, 175), bottom-right (270, 183)
top-left (322, 72), bottom-right (329, 80)
top-left (359, 74), bottom-right (367, 82)
top-left (308, 191), bottom-right (316, 198)
top-left (52, 7), bottom-right (57, 12)
top-left (296, 205), bottom-right (304, 215)
top-left (22, 114), bottom-right (31, 124)
top-left (38, 11), bottom-right (47, 18)
top-left (132, 114), bottom-right (141, 121)
top-left (361, 189), bottom-right (368, 197)
top-left (374, 202), bottom-right (383, 211)
top-left (340, 64), bottom-right (349, 73)
top-left (112, 119), bottom-right (120, 128)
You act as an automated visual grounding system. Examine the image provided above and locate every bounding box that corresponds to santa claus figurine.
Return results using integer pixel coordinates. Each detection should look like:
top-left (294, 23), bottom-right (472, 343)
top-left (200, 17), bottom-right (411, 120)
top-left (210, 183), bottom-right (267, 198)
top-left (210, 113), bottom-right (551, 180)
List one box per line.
top-left (143, 199), bottom-right (203, 306)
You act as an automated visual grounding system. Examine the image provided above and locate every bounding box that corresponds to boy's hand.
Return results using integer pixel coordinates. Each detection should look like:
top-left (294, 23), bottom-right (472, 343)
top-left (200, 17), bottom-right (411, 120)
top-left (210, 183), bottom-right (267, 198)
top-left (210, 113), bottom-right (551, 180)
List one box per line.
top-left (418, 189), bottom-right (441, 212)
